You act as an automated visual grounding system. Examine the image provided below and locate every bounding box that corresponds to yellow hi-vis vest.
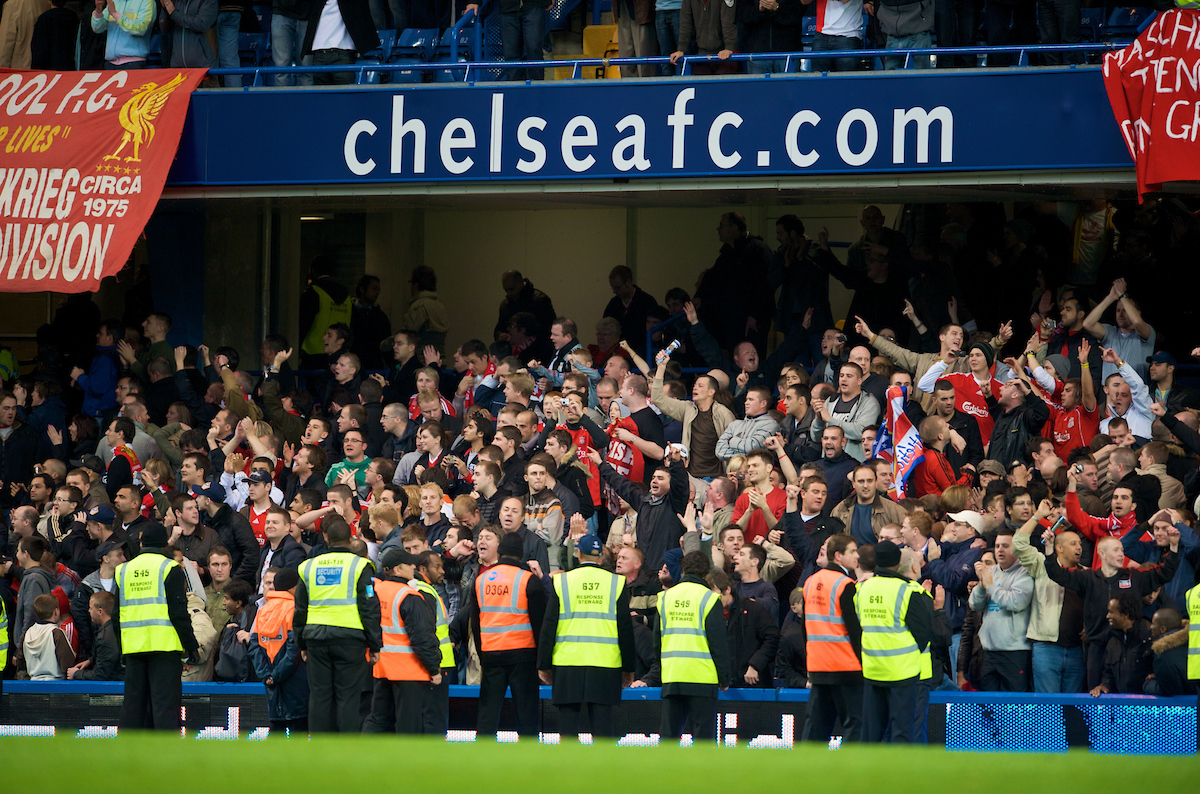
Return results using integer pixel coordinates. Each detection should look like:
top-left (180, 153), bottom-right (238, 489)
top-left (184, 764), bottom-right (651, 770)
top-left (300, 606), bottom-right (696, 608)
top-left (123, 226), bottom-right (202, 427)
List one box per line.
top-left (412, 577), bottom-right (454, 669)
top-left (657, 581), bottom-right (718, 685)
top-left (855, 574), bottom-right (923, 682)
top-left (1186, 583), bottom-right (1200, 680)
top-left (552, 565), bottom-right (623, 668)
top-left (300, 284), bottom-right (353, 356)
top-left (299, 552), bottom-right (369, 630)
top-left (116, 553), bottom-right (184, 654)
top-left (0, 598), bottom-right (8, 670)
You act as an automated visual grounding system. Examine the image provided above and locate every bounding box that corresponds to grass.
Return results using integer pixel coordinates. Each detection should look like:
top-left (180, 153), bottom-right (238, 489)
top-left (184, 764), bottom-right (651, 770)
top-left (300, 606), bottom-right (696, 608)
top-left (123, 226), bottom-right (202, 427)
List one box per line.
top-left (3, 734), bottom-right (1199, 793)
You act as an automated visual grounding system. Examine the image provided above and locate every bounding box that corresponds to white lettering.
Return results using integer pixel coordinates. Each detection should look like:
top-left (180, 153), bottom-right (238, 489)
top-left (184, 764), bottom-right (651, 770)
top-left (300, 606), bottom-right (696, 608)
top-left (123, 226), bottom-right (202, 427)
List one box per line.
top-left (612, 114), bottom-right (651, 172)
top-left (489, 93), bottom-right (504, 173)
top-left (836, 109), bottom-right (878, 167)
top-left (1166, 100), bottom-right (1191, 139)
top-left (707, 112), bottom-right (742, 169)
top-left (86, 73), bottom-right (126, 113)
top-left (785, 110), bottom-right (820, 168)
top-left (390, 96), bottom-right (427, 175)
top-left (55, 73), bottom-right (100, 114)
top-left (440, 118), bottom-right (476, 175)
top-left (561, 116), bottom-right (597, 173)
top-left (27, 74), bottom-right (61, 115)
top-left (37, 169), bottom-right (62, 219)
top-left (667, 88), bottom-right (695, 169)
top-left (892, 106), bottom-right (953, 165)
top-left (344, 119), bottom-right (377, 176)
top-left (56, 169), bottom-right (78, 220)
top-left (516, 117), bottom-right (547, 174)
top-left (6, 75), bottom-right (46, 115)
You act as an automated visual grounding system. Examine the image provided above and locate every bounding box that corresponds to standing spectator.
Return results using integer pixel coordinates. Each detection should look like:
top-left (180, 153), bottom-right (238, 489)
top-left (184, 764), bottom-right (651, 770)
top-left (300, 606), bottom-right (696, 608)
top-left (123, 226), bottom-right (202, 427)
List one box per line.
top-left (730, 449), bottom-right (786, 544)
top-left (0, 391), bottom-right (39, 514)
top-left (968, 530), bottom-right (1034, 691)
top-left (273, 0), bottom-right (314, 85)
top-left (1037, 0), bottom-right (1080, 64)
top-left (924, 511), bottom-right (984, 682)
top-left (589, 447), bottom-right (688, 574)
top-left (494, 270), bottom-right (556, 342)
top-left (31, 0), bottom-right (79, 69)
top-left (736, 0), bottom-right (801, 74)
top-left (769, 215), bottom-right (834, 348)
top-left (695, 213), bottom-right (772, 351)
top-left (215, 0), bottom-right (244, 87)
top-left (604, 267), bottom-right (660, 355)
top-left (1093, 594), bottom-right (1154, 696)
top-left (402, 267), bottom-right (450, 357)
top-left (655, 0), bottom-right (682, 74)
top-left (466, 0), bottom-right (552, 81)
top-left (70, 320), bottom-right (122, 421)
top-left (911, 416), bottom-right (974, 497)
top-left (1045, 296), bottom-right (1104, 380)
top-left (709, 569), bottom-right (779, 688)
top-left (814, 426), bottom-right (858, 506)
top-left (303, 0), bottom-right (378, 84)
top-left (0, 0), bottom-right (51, 67)
top-left (985, 378), bottom-right (1050, 467)
top-left (803, 0), bottom-right (864, 72)
top-left (935, 0), bottom-right (974, 66)
top-left (1080, 279), bottom-right (1154, 383)
top-left (12, 537), bottom-right (54, 670)
top-left (877, 0), bottom-right (934, 70)
top-left (831, 464), bottom-right (907, 545)
top-left (71, 591), bottom-right (124, 681)
top-left (161, 0), bottom-right (219, 68)
top-left (855, 541), bottom-right (932, 744)
top-left (717, 388), bottom-right (779, 462)
top-left (651, 359), bottom-right (733, 482)
top-left (250, 567), bottom-right (309, 734)
top-left (21, 594), bottom-right (75, 680)
top-left (350, 275), bottom-right (392, 370)
top-left (670, 0), bottom-right (736, 74)
top-left (1146, 352), bottom-right (1194, 415)
top-left (984, 0), bottom-right (1036, 67)
top-left (613, 0), bottom-right (656, 78)
top-left (299, 257), bottom-right (352, 370)
top-left (810, 363), bottom-right (881, 463)
top-left (1143, 608), bottom-right (1196, 697)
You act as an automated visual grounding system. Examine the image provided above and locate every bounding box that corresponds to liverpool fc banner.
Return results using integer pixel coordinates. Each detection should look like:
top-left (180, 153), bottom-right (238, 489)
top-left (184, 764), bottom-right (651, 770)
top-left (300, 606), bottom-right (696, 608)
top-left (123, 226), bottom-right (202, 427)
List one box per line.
top-left (0, 68), bottom-right (207, 293)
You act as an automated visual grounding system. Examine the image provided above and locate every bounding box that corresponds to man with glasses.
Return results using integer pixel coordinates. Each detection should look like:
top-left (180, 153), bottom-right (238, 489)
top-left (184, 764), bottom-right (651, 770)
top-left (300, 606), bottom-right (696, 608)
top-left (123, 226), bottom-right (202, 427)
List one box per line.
top-left (325, 429), bottom-right (370, 489)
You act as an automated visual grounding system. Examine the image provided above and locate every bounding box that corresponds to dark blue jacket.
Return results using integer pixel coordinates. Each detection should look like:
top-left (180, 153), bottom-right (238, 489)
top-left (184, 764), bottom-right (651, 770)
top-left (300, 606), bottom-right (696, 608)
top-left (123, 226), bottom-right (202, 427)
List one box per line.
top-left (21, 396), bottom-right (66, 461)
top-left (923, 538), bottom-right (983, 633)
top-left (78, 346), bottom-right (121, 418)
top-left (250, 624), bottom-right (308, 722)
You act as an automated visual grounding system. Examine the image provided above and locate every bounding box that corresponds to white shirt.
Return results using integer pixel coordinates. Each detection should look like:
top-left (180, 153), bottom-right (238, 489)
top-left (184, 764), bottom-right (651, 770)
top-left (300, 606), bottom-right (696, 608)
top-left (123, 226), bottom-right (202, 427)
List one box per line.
top-left (312, 0), bottom-right (355, 51)
top-left (1099, 362), bottom-right (1154, 440)
top-left (815, 0), bottom-right (865, 38)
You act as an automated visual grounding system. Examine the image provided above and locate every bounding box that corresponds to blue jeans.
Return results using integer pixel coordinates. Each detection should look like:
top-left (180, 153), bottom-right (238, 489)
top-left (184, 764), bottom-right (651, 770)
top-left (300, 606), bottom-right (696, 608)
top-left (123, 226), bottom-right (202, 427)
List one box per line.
top-left (883, 31), bottom-right (932, 70)
top-left (501, 5), bottom-right (545, 80)
top-left (216, 10), bottom-right (242, 87)
top-left (949, 631), bottom-right (962, 681)
top-left (272, 15), bottom-right (313, 86)
top-left (811, 32), bottom-right (862, 72)
top-left (748, 58), bottom-right (788, 74)
top-left (655, 10), bottom-right (680, 75)
top-left (1032, 642), bottom-right (1086, 693)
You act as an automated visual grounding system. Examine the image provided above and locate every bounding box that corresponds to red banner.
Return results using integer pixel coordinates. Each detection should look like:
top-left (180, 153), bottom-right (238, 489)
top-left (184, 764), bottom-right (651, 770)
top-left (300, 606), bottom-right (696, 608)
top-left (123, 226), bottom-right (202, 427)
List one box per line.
top-left (0, 68), bottom-right (207, 293)
top-left (1103, 9), bottom-right (1200, 200)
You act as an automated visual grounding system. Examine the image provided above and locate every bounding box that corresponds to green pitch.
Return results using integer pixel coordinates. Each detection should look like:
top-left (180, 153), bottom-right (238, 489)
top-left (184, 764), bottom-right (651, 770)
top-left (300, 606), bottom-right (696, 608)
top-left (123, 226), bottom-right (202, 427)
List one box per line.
top-left (3, 734), bottom-right (1198, 793)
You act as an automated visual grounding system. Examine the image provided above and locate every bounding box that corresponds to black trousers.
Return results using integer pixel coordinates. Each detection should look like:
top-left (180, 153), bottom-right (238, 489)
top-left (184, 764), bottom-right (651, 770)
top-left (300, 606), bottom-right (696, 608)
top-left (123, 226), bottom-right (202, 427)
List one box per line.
top-left (121, 652), bottom-right (183, 731)
top-left (980, 649), bottom-right (1032, 692)
top-left (661, 694), bottom-right (717, 742)
top-left (862, 680), bottom-right (917, 743)
top-left (801, 681), bottom-right (863, 743)
top-left (557, 703), bottom-right (615, 740)
top-left (306, 643), bottom-right (371, 733)
top-left (477, 661), bottom-right (540, 737)
top-left (1085, 640), bottom-right (1106, 690)
top-left (423, 672), bottom-right (450, 736)
top-left (365, 679), bottom-right (429, 734)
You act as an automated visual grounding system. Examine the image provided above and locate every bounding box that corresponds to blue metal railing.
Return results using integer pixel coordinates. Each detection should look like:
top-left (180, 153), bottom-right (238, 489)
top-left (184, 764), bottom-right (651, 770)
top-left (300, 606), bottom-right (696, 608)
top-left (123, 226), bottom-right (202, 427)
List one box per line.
top-left (205, 42), bottom-right (1124, 86)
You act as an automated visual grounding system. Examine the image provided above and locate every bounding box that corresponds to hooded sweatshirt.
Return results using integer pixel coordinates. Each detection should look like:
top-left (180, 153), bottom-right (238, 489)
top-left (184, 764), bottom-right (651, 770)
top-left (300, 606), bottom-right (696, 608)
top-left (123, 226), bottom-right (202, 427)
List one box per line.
top-left (968, 561), bottom-right (1034, 652)
top-left (23, 621), bottom-right (75, 680)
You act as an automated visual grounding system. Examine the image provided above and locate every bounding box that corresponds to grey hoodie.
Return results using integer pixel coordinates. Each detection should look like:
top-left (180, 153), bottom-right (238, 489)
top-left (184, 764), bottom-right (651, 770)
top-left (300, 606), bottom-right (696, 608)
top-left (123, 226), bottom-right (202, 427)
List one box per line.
top-left (968, 561), bottom-right (1034, 652)
top-left (13, 565), bottom-right (54, 654)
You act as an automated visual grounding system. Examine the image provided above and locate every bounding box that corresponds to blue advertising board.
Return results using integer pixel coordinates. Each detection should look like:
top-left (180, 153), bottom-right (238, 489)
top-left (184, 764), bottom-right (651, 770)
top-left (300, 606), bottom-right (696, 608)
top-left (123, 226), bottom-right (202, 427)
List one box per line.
top-left (165, 68), bottom-right (1132, 187)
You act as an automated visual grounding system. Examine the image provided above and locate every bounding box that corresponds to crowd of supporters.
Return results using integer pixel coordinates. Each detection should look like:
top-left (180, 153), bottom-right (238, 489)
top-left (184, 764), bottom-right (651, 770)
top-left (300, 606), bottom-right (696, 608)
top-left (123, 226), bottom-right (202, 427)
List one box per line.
top-left (1, 197), bottom-right (1198, 732)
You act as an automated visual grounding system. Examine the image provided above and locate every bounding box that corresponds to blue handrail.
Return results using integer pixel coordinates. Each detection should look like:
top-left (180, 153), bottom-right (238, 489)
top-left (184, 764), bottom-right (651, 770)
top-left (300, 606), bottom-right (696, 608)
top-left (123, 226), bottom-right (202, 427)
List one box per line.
top-left (205, 42), bottom-right (1124, 85)
top-left (448, 7), bottom-right (480, 65)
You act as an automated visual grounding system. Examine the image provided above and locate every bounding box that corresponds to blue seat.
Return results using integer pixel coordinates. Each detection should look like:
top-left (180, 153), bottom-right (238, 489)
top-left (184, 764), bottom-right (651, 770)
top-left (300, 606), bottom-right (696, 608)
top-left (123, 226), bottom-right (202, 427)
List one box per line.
top-left (1105, 7), bottom-right (1154, 42)
top-left (1080, 6), bottom-right (1105, 42)
top-left (356, 29), bottom-right (397, 83)
top-left (433, 25), bottom-right (473, 82)
top-left (238, 33), bottom-right (267, 68)
top-left (388, 28), bottom-right (439, 83)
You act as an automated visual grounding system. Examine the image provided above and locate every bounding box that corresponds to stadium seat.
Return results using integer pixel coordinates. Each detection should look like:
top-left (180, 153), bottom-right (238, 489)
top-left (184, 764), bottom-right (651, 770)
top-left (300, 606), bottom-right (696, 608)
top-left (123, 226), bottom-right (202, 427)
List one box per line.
top-left (1079, 6), bottom-right (1105, 42)
top-left (238, 33), bottom-right (267, 68)
top-left (1105, 7), bottom-right (1154, 42)
top-left (434, 26), bottom-right (474, 82)
top-left (389, 28), bottom-right (439, 83)
top-left (356, 29), bottom-right (397, 84)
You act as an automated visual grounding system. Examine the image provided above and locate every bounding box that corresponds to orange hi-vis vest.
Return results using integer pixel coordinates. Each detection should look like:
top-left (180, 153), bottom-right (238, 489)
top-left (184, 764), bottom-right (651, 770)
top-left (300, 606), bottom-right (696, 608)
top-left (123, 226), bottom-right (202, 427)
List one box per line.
top-left (253, 590), bottom-right (295, 663)
top-left (374, 578), bottom-right (433, 682)
top-left (475, 564), bottom-right (535, 652)
top-left (803, 568), bottom-right (862, 673)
